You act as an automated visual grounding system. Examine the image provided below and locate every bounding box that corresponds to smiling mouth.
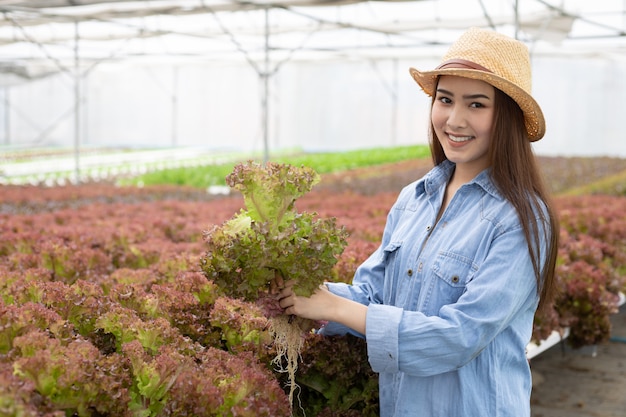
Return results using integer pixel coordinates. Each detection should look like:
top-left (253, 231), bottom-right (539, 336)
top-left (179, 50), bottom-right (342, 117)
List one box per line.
top-left (448, 134), bottom-right (474, 143)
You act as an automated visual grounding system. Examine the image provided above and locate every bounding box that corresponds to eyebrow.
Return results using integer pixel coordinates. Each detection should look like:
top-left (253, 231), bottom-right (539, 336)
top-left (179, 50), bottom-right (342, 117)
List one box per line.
top-left (436, 88), bottom-right (492, 100)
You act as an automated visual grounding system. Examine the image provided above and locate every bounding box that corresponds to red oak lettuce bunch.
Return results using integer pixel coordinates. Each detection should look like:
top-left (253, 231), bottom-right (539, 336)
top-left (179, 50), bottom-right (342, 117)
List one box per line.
top-left (200, 161), bottom-right (349, 410)
top-left (201, 161), bottom-right (348, 314)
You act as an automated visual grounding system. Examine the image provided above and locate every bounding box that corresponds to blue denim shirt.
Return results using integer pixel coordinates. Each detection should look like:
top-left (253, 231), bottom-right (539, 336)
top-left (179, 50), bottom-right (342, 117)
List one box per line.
top-left (322, 160), bottom-right (546, 417)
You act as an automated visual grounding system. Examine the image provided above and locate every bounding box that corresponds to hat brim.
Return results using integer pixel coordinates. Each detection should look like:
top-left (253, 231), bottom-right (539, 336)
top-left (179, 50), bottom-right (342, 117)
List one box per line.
top-left (409, 67), bottom-right (545, 141)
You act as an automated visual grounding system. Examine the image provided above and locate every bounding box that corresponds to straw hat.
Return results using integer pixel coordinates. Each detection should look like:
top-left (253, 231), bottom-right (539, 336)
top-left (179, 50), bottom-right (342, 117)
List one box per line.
top-left (409, 27), bottom-right (545, 141)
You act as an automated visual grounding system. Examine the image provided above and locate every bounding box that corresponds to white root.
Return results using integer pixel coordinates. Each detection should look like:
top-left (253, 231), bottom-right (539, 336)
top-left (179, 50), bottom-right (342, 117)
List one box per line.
top-left (269, 315), bottom-right (305, 416)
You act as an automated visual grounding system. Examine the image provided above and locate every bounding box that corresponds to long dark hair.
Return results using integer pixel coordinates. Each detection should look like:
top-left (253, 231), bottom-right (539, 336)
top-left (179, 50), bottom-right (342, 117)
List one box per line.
top-left (429, 83), bottom-right (559, 315)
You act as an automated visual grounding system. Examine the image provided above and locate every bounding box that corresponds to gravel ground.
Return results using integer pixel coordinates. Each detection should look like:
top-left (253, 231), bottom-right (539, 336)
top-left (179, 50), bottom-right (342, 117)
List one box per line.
top-left (530, 304), bottom-right (626, 417)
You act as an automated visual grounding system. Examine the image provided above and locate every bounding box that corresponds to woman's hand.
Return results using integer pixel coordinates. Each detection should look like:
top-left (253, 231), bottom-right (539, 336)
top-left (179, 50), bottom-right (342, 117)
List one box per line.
top-left (278, 281), bottom-right (368, 335)
top-left (278, 282), bottom-right (333, 321)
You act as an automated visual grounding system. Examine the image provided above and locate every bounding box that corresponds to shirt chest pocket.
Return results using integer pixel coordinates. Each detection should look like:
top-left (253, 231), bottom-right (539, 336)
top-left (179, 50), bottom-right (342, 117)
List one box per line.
top-left (429, 252), bottom-right (477, 311)
top-left (381, 241), bottom-right (407, 305)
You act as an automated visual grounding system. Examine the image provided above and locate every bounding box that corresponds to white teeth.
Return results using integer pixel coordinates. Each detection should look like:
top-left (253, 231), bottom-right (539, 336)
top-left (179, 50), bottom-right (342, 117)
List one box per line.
top-left (448, 134), bottom-right (473, 143)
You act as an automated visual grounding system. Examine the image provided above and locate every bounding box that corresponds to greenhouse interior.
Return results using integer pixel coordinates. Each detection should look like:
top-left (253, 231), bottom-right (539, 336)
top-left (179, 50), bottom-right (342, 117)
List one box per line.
top-left (2, 1), bottom-right (626, 417)
top-left (1, 0), bottom-right (626, 182)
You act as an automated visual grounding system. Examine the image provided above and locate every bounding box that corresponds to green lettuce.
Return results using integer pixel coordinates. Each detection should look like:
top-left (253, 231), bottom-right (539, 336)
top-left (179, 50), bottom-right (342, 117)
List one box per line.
top-left (201, 161), bottom-right (348, 310)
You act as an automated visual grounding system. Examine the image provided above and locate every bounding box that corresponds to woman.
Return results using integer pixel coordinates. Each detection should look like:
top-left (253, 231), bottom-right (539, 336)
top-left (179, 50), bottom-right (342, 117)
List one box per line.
top-left (278, 27), bottom-right (559, 417)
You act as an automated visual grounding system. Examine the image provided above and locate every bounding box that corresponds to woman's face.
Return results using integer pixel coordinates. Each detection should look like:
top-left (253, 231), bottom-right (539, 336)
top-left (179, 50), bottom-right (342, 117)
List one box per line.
top-left (431, 75), bottom-right (495, 177)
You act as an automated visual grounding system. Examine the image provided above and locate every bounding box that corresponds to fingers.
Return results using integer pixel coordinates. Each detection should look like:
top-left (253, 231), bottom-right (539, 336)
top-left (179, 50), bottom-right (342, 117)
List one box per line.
top-left (279, 283), bottom-right (297, 304)
top-left (269, 280), bottom-right (279, 295)
top-left (278, 283), bottom-right (293, 302)
top-left (279, 282), bottom-right (326, 303)
top-left (277, 281), bottom-right (299, 310)
top-left (275, 279), bottom-right (323, 318)
top-left (269, 270), bottom-right (289, 295)
top-left (274, 270), bottom-right (284, 289)
top-left (278, 285), bottom-right (333, 322)
top-left (278, 290), bottom-right (297, 314)
top-left (278, 292), bottom-right (292, 310)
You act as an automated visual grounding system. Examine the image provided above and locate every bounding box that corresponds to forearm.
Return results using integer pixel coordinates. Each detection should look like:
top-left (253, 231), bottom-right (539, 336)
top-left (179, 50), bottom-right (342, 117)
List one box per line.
top-left (326, 292), bottom-right (368, 335)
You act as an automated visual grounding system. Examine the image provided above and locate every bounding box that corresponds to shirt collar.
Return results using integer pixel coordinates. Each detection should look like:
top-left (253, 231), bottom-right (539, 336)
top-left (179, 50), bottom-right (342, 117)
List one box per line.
top-left (414, 160), bottom-right (503, 200)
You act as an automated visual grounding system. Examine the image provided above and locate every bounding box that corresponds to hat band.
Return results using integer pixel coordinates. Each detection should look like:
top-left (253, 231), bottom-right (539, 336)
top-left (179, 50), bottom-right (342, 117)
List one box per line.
top-left (436, 59), bottom-right (492, 73)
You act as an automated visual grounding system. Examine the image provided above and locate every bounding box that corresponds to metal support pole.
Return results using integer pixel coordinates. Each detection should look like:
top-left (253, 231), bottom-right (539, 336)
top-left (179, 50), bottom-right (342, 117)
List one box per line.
top-left (73, 20), bottom-right (81, 183)
top-left (262, 6), bottom-right (270, 163)
top-left (3, 87), bottom-right (9, 145)
top-left (172, 66), bottom-right (178, 147)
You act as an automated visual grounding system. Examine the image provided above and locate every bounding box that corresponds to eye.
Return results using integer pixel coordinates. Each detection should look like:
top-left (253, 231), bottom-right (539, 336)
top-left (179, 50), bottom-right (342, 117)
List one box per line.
top-left (470, 102), bottom-right (485, 108)
top-left (437, 96), bottom-right (452, 104)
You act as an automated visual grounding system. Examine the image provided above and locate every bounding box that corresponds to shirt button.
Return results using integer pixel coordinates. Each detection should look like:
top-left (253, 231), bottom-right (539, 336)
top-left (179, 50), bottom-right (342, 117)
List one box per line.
top-left (451, 275), bottom-right (460, 283)
top-left (417, 262), bottom-right (423, 272)
top-left (407, 269), bottom-right (413, 276)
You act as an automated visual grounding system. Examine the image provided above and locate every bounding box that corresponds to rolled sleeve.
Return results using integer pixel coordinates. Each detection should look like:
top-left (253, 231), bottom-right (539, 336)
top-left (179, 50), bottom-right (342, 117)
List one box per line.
top-left (325, 282), bottom-right (355, 300)
top-left (366, 303), bottom-right (404, 373)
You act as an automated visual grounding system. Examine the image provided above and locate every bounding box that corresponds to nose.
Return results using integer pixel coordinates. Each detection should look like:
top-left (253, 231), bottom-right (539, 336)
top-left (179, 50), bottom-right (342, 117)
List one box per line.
top-left (446, 104), bottom-right (467, 129)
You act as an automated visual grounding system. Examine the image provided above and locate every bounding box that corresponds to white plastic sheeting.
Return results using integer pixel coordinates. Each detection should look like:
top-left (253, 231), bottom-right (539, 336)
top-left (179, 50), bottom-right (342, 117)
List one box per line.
top-left (0, 0), bottom-right (625, 158)
top-left (4, 52), bottom-right (626, 157)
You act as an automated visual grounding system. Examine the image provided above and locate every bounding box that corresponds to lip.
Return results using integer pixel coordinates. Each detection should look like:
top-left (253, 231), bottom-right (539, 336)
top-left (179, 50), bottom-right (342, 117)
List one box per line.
top-left (446, 132), bottom-right (475, 146)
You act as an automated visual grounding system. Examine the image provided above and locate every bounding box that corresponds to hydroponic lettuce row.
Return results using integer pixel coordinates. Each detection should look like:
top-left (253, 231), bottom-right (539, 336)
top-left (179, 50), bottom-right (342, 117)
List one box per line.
top-left (1, 157), bottom-right (626, 416)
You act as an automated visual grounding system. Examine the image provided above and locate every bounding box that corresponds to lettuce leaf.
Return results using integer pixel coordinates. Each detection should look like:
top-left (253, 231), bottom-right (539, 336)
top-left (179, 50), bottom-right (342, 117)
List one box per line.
top-left (201, 161), bottom-right (348, 311)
